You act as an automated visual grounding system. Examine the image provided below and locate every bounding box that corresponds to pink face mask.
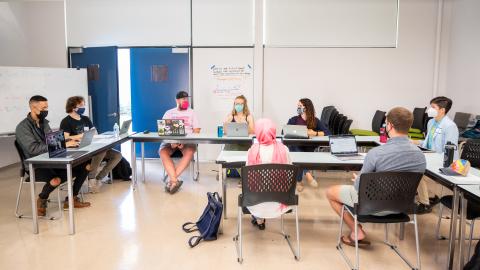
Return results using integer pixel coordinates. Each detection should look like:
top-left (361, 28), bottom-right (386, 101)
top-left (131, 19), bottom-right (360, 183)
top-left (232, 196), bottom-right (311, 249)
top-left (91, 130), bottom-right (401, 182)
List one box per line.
top-left (179, 100), bottom-right (189, 110)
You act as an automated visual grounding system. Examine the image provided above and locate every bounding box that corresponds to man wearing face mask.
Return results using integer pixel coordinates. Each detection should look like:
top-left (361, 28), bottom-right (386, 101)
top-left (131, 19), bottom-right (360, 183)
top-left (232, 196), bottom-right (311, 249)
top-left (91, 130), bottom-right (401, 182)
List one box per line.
top-left (60, 96), bottom-right (122, 193)
top-left (326, 107), bottom-right (426, 246)
top-left (159, 91), bottom-right (200, 194)
top-left (15, 95), bottom-right (91, 217)
top-left (412, 96), bottom-right (459, 213)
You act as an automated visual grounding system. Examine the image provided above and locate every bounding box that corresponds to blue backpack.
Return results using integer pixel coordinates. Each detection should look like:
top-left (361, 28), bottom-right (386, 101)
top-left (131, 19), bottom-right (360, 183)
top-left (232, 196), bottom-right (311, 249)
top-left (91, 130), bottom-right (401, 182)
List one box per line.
top-left (182, 192), bottom-right (223, 247)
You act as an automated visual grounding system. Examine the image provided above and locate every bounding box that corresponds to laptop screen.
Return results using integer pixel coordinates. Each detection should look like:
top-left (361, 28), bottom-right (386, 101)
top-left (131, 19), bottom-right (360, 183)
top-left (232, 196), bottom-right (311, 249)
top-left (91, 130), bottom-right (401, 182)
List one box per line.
top-left (46, 130), bottom-right (66, 158)
top-left (330, 136), bottom-right (358, 154)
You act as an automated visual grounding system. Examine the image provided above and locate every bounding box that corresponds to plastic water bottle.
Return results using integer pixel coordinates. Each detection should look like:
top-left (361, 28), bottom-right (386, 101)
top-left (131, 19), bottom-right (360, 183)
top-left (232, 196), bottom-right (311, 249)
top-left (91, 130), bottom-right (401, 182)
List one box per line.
top-left (113, 123), bottom-right (120, 138)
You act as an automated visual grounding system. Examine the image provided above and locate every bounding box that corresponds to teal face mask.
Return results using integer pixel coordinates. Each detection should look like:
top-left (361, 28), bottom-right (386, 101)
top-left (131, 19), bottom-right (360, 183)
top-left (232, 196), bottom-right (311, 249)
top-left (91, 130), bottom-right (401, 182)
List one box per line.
top-left (235, 104), bottom-right (244, 113)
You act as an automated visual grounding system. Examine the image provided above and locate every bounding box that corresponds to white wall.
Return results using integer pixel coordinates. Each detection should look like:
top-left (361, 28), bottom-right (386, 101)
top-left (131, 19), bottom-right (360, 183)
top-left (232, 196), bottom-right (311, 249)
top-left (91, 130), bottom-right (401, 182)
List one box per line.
top-left (263, 0), bottom-right (439, 130)
top-left (443, 0), bottom-right (480, 116)
top-left (0, 1), bottom-right (66, 168)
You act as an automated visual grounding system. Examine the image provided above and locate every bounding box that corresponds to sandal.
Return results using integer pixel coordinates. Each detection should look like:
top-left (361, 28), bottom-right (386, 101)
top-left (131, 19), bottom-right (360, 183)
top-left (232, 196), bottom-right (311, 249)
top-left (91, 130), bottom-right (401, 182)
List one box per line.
top-left (340, 235), bottom-right (371, 247)
top-left (251, 218), bottom-right (266, 230)
top-left (168, 180), bottom-right (183, 194)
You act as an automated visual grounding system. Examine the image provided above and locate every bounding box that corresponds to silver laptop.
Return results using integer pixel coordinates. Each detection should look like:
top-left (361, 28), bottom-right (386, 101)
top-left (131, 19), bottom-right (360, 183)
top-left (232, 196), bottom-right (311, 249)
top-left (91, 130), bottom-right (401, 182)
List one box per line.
top-left (78, 128), bottom-right (96, 148)
top-left (329, 135), bottom-right (364, 160)
top-left (104, 120), bottom-right (132, 135)
top-left (225, 122), bottom-right (249, 137)
top-left (283, 125), bottom-right (308, 139)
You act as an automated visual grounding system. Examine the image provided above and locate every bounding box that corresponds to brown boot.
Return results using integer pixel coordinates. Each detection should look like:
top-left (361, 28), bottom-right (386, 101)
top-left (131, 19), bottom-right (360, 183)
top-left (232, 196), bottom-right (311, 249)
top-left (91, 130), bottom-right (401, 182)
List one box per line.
top-left (37, 197), bottom-right (48, 216)
top-left (63, 196), bottom-right (91, 209)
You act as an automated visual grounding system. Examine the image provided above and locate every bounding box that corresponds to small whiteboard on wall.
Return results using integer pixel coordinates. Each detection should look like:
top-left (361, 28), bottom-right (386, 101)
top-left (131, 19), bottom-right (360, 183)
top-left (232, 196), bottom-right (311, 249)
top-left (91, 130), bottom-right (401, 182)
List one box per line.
top-left (0, 67), bottom-right (88, 134)
top-left (192, 48), bottom-right (254, 160)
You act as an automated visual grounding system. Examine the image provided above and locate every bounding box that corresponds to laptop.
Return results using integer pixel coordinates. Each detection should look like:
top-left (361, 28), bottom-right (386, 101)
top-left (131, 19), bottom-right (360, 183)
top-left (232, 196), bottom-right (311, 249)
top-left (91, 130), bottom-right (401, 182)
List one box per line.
top-left (157, 119), bottom-right (186, 136)
top-left (329, 135), bottom-right (364, 160)
top-left (283, 125), bottom-right (309, 139)
top-left (103, 120), bottom-right (132, 135)
top-left (46, 131), bottom-right (87, 158)
top-left (225, 122), bottom-right (249, 137)
top-left (77, 128), bottom-right (96, 148)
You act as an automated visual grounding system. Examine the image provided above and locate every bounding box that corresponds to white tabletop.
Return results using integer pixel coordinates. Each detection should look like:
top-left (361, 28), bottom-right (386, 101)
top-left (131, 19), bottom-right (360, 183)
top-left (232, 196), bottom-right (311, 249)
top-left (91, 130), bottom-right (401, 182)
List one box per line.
top-left (458, 184), bottom-right (480, 199)
top-left (424, 153), bottom-right (480, 185)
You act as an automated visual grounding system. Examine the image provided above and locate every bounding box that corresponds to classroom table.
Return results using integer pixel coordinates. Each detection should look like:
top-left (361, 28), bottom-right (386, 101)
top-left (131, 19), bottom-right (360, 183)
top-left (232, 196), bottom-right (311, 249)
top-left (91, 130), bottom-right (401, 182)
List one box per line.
top-left (458, 184), bottom-right (480, 269)
top-left (129, 132), bottom-right (380, 188)
top-left (25, 133), bottom-right (131, 235)
top-left (216, 150), bottom-right (480, 270)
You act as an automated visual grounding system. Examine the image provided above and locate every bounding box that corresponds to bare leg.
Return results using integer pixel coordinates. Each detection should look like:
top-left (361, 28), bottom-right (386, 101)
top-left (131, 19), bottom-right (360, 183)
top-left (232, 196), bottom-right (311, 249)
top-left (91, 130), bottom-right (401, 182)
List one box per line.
top-left (175, 146), bottom-right (195, 178)
top-left (159, 147), bottom-right (177, 182)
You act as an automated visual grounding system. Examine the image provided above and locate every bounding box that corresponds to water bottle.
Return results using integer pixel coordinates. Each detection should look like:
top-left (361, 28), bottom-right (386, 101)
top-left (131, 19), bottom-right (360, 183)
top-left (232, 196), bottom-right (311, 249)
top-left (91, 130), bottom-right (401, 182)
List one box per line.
top-left (443, 141), bottom-right (456, 168)
top-left (217, 125), bottom-right (223, 138)
top-left (379, 123), bottom-right (387, 143)
top-left (113, 123), bottom-right (120, 138)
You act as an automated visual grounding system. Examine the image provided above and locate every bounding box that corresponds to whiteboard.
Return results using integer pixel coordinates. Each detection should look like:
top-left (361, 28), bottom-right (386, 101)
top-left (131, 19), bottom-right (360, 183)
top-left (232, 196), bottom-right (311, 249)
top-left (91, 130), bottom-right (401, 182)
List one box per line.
top-left (265, 0), bottom-right (399, 47)
top-left (192, 0), bottom-right (254, 46)
top-left (65, 0), bottom-right (190, 46)
top-left (0, 67), bottom-right (88, 134)
top-left (193, 48), bottom-right (254, 161)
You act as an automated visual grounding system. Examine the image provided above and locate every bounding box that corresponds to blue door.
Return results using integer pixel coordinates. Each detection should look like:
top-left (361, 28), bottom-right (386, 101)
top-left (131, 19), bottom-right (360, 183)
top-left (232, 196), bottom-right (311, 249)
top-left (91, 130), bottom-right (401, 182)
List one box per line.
top-left (69, 46), bottom-right (119, 133)
top-left (130, 48), bottom-right (190, 158)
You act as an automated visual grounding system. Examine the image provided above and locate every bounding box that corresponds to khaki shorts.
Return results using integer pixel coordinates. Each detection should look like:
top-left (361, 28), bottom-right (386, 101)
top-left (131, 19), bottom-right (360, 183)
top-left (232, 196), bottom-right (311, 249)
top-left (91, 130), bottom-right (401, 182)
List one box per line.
top-left (338, 185), bottom-right (397, 216)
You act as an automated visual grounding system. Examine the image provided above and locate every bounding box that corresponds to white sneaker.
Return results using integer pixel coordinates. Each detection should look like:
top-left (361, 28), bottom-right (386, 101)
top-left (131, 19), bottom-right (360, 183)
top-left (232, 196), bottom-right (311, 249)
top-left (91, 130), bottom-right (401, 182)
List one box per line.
top-left (88, 178), bottom-right (100, 193)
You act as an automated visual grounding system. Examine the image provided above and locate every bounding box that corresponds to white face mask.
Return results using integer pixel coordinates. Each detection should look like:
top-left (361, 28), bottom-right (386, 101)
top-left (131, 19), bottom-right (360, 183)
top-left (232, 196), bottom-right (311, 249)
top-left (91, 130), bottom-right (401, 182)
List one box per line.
top-left (427, 107), bottom-right (438, 118)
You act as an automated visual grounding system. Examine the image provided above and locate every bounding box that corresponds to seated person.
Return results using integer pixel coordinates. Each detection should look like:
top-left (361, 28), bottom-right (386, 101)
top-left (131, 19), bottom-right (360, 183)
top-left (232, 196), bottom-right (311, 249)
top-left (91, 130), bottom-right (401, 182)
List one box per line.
top-left (159, 91), bottom-right (200, 194)
top-left (412, 96), bottom-right (459, 213)
top-left (60, 96), bottom-right (122, 193)
top-left (15, 95), bottom-right (91, 216)
top-left (246, 118), bottom-right (292, 230)
top-left (287, 98), bottom-right (330, 192)
top-left (326, 107), bottom-right (426, 246)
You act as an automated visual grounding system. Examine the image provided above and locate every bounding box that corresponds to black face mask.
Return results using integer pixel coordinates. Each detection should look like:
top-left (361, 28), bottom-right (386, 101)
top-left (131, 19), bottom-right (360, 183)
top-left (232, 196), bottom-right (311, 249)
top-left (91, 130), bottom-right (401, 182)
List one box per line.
top-left (37, 110), bottom-right (48, 121)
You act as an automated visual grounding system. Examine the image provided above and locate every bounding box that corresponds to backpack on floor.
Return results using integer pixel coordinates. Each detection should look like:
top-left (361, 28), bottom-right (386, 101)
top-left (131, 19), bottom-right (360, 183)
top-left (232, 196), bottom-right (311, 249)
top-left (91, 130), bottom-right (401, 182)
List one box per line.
top-left (226, 168), bottom-right (241, 178)
top-left (182, 192), bottom-right (223, 247)
top-left (112, 157), bottom-right (132, 181)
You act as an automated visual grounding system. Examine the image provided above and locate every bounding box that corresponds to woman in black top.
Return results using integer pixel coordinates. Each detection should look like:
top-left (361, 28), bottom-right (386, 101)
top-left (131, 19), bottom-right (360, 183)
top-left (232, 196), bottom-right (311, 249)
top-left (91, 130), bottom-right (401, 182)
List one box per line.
top-left (60, 96), bottom-right (122, 193)
top-left (287, 98), bottom-right (331, 192)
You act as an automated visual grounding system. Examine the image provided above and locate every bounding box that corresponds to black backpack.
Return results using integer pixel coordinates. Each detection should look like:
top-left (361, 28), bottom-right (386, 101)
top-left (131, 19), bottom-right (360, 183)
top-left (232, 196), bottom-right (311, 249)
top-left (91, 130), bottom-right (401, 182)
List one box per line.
top-left (465, 240), bottom-right (480, 270)
top-left (112, 157), bottom-right (132, 181)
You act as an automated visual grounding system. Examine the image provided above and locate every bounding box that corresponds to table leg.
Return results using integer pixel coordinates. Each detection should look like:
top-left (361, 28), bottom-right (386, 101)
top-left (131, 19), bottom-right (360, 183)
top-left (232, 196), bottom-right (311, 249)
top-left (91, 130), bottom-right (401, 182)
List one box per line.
top-left (29, 164), bottom-right (38, 234)
top-left (66, 164), bottom-right (75, 235)
top-left (131, 140), bottom-right (137, 189)
top-left (459, 194), bottom-right (468, 269)
top-left (141, 142), bottom-right (145, 183)
top-left (448, 186), bottom-right (460, 269)
top-left (219, 164), bottom-right (224, 234)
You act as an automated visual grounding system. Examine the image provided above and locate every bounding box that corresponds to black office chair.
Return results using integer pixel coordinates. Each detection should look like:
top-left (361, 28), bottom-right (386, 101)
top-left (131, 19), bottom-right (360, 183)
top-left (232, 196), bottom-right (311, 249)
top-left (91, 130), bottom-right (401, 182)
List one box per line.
top-left (320, 106), bottom-right (336, 126)
top-left (412, 107), bottom-right (427, 131)
top-left (331, 113), bottom-right (343, 136)
top-left (161, 147), bottom-right (200, 183)
top-left (341, 119), bottom-right (353, 135)
top-left (436, 139), bottom-right (480, 256)
top-left (336, 172), bottom-right (423, 270)
top-left (371, 110), bottom-right (387, 134)
top-left (234, 164), bottom-right (300, 263)
top-left (328, 109), bottom-right (339, 132)
top-left (336, 115), bottom-right (347, 135)
top-left (14, 140), bottom-right (63, 220)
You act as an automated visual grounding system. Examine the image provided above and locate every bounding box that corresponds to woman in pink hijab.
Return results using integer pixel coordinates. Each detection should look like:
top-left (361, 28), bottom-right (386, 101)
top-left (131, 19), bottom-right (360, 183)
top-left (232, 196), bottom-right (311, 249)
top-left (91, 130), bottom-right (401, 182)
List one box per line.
top-left (246, 119), bottom-right (292, 230)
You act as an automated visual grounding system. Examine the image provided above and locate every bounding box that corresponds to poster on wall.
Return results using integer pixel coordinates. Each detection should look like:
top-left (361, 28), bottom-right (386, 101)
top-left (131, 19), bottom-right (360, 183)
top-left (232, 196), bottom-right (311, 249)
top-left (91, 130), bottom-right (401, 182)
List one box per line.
top-left (210, 64), bottom-right (253, 113)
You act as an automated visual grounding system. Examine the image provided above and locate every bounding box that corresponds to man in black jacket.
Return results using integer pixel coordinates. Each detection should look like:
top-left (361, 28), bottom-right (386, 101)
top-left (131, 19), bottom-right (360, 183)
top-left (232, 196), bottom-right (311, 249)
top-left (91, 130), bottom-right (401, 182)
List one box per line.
top-left (15, 95), bottom-right (91, 216)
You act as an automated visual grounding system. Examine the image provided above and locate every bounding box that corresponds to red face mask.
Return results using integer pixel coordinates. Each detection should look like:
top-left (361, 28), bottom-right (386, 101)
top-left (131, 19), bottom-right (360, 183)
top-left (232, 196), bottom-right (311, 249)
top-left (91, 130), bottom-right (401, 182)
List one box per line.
top-left (179, 100), bottom-right (189, 110)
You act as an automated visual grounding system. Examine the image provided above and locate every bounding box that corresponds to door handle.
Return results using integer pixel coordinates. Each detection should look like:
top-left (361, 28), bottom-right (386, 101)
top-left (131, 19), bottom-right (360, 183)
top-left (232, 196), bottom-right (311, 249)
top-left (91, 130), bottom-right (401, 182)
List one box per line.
top-left (108, 112), bottom-right (118, 117)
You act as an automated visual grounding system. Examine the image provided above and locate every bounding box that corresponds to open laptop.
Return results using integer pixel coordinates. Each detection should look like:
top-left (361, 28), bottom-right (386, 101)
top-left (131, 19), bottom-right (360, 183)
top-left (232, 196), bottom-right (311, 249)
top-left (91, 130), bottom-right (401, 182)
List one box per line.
top-left (77, 128), bottom-right (96, 148)
top-left (282, 125), bottom-right (309, 139)
top-left (157, 119), bottom-right (186, 136)
top-left (225, 122), bottom-right (249, 137)
top-left (46, 131), bottom-right (87, 158)
top-left (103, 120), bottom-right (132, 135)
top-left (329, 135), bottom-right (364, 160)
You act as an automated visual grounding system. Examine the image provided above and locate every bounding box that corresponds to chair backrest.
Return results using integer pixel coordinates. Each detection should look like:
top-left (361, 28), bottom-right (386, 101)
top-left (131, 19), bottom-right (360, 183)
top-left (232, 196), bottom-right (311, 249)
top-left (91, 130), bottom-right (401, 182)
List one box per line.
top-left (13, 140), bottom-right (27, 177)
top-left (328, 109), bottom-right (339, 130)
top-left (454, 112), bottom-right (472, 130)
top-left (371, 110), bottom-right (386, 134)
top-left (320, 106), bottom-right (335, 124)
top-left (336, 115), bottom-right (347, 135)
top-left (341, 119), bottom-right (353, 135)
top-left (461, 139), bottom-right (480, 168)
top-left (240, 164), bottom-right (299, 207)
top-left (412, 107), bottom-right (427, 131)
top-left (356, 171), bottom-right (424, 215)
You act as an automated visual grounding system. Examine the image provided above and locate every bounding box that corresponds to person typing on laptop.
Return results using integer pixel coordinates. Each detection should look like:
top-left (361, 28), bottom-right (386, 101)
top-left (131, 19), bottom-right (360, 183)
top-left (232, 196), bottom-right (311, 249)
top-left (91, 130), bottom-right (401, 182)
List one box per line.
top-left (326, 107), bottom-right (426, 247)
top-left (159, 91), bottom-right (200, 194)
top-left (60, 96), bottom-right (122, 193)
top-left (15, 95), bottom-right (91, 217)
top-left (287, 98), bottom-right (330, 192)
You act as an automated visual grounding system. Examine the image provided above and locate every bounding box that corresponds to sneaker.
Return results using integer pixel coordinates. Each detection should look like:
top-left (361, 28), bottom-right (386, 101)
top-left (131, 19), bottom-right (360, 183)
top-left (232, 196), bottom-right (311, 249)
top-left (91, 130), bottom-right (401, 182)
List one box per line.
top-left (88, 178), bottom-right (99, 193)
top-left (429, 195), bottom-right (440, 206)
top-left (415, 203), bottom-right (432, 214)
top-left (296, 182), bottom-right (304, 192)
top-left (64, 196), bottom-right (91, 209)
top-left (37, 197), bottom-right (48, 217)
